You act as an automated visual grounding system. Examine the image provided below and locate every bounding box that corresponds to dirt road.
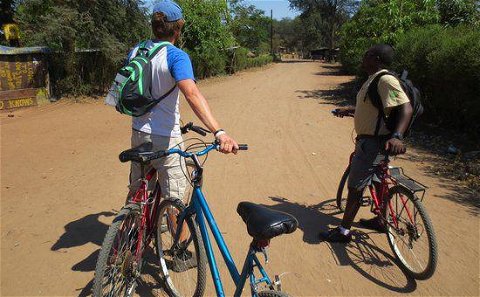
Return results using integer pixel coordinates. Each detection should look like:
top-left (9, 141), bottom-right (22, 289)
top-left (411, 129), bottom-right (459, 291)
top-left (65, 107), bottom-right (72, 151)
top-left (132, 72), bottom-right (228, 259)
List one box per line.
top-left (1, 61), bottom-right (478, 296)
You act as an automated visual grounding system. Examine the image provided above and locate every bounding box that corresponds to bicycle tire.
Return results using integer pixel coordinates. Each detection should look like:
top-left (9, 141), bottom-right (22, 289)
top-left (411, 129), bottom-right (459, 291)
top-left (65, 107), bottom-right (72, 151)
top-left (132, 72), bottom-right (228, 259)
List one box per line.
top-left (93, 204), bottom-right (142, 297)
top-left (336, 165), bottom-right (350, 212)
top-left (155, 199), bottom-right (206, 297)
top-left (258, 290), bottom-right (290, 297)
top-left (386, 185), bottom-right (438, 280)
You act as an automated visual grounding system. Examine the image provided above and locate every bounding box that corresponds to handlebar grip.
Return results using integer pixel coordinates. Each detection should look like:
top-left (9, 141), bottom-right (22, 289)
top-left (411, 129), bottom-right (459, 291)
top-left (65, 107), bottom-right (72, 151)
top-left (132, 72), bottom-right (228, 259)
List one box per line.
top-left (238, 144), bottom-right (248, 150)
top-left (190, 125), bottom-right (207, 136)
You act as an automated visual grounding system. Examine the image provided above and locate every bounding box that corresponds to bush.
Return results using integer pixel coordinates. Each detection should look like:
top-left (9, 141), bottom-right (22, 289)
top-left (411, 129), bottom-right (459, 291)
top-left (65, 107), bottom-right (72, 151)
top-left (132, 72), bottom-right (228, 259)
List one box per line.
top-left (338, 0), bottom-right (439, 75)
top-left (394, 25), bottom-right (480, 138)
top-left (229, 47), bottom-right (272, 73)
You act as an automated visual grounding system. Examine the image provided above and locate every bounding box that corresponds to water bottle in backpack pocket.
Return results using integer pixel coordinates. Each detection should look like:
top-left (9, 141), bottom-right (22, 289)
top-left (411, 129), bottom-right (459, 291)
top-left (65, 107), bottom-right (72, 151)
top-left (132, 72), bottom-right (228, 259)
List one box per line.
top-left (105, 73), bottom-right (128, 107)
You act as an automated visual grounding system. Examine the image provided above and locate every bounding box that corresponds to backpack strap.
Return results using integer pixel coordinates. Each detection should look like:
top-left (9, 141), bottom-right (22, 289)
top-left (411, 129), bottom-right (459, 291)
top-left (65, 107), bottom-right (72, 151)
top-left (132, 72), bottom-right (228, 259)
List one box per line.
top-left (365, 70), bottom-right (394, 136)
top-left (147, 41), bottom-right (176, 102)
top-left (147, 41), bottom-right (172, 58)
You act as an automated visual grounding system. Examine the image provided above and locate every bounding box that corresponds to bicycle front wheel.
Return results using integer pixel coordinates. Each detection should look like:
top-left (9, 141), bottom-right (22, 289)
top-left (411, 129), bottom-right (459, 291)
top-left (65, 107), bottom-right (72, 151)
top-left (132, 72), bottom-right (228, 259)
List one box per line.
top-left (155, 199), bottom-right (206, 297)
top-left (336, 165), bottom-right (350, 212)
top-left (386, 185), bottom-right (438, 280)
top-left (93, 204), bottom-right (143, 297)
top-left (258, 290), bottom-right (290, 297)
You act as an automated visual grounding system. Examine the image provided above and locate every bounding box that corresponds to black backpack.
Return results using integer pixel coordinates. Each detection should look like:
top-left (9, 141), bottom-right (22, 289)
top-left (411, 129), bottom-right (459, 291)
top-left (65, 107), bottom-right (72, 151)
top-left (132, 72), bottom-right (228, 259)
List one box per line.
top-left (367, 70), bottom-right (424, 137)
top-left (111, 41), bottom-right (176, 117)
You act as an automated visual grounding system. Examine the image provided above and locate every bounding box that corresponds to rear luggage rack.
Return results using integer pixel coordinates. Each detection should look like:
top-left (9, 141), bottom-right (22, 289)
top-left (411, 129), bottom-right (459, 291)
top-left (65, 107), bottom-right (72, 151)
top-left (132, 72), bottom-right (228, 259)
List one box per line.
top-left (389, 166), bottom-right (428, 200)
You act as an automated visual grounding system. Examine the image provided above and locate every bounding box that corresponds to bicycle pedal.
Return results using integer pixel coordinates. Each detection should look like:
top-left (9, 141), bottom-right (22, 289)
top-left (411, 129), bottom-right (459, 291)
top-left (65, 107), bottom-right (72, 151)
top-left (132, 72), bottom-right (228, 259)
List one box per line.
top-left (274, 275), bottom-right (282, 291)
top-left (361, 197), bottom-right (371, 206)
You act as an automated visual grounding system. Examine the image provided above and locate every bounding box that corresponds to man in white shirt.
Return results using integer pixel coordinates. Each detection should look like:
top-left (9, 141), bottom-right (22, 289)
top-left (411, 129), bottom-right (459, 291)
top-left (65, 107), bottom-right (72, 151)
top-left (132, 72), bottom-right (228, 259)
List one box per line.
top-left (128, 1), bottom-right (239, 204)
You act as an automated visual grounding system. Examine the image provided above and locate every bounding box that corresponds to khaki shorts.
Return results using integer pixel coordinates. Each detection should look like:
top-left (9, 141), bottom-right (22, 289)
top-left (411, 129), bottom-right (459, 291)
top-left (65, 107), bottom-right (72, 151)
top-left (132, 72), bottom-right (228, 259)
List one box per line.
top-left (128, 129), bottom-right (188, 201)
top-left (348, 137), bottom-right (388, 191)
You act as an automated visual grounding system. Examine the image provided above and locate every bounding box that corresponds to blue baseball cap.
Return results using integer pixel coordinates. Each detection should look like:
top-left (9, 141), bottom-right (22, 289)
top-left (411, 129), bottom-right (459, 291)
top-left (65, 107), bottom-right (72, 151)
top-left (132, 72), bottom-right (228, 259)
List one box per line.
top-left (153, 1), bottom-right (183, 22)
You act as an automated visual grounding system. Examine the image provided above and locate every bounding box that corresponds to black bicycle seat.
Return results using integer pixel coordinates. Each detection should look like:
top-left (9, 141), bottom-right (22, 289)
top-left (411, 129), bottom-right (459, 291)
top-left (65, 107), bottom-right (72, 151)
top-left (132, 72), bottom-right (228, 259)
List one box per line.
top-left (119, 142), bottom-right (155, 163)
top-left (237, 202), bottom-right (298, 240)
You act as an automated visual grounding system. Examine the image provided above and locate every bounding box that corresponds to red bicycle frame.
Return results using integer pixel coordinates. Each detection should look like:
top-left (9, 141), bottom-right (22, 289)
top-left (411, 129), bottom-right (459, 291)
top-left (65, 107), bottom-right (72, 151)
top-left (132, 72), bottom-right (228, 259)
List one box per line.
top-left (348, 152), bottom-right (415, 231)
top-left (122, 166), bottom-right (162, 264)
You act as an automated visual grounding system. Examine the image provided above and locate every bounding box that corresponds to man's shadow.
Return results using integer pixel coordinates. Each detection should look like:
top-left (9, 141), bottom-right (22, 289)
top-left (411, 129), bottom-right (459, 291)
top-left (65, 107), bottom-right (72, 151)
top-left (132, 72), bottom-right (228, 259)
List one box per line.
top-left (51, 211), bottom-right (115, 296)
top-left (262, 196), bottom-right (417, 293)
top-left (51, 211), bottom-right (169, 296)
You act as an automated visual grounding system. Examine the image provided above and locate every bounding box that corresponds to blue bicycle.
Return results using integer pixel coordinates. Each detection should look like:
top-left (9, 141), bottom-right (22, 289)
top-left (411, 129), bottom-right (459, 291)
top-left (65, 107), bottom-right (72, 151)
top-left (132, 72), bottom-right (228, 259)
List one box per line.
top-left (118, 124), bottom-right (298, 297)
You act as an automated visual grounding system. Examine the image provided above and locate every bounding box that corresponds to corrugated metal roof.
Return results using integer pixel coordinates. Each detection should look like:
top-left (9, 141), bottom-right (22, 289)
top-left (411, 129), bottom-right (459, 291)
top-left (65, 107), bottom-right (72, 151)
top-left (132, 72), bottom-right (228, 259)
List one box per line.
top-left (0, 46), bottom-right (50, 55)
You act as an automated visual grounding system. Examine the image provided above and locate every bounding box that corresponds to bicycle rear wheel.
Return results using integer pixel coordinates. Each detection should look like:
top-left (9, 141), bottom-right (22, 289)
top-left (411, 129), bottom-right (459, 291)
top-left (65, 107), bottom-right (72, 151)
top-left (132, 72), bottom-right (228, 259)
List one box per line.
top-left (386, 185), bottom-right (438, 280)
top-left (93, 204), bottom-right (143, 297)
top-left (155, 199), bottom-right (206, 297)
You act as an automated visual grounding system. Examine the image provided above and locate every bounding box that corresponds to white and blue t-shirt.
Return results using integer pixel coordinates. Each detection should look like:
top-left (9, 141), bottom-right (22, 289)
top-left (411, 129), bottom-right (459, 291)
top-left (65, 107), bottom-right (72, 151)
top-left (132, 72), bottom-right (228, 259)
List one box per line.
top-left (127, 40), bottom-right (195, 137)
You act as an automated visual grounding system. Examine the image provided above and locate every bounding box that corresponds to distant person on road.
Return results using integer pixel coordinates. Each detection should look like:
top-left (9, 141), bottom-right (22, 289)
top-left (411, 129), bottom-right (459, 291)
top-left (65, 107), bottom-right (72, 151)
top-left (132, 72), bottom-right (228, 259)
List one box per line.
top-left (320, 44), bottom-right (413, 243)
top-left (126, 1), bottom-right (239, 205)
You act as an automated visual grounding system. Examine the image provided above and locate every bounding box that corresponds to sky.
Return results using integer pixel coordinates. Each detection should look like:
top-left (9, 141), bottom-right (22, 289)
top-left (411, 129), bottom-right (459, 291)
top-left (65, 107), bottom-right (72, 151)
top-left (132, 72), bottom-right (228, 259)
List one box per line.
top-left (245, 1), bottom-right (299, 20)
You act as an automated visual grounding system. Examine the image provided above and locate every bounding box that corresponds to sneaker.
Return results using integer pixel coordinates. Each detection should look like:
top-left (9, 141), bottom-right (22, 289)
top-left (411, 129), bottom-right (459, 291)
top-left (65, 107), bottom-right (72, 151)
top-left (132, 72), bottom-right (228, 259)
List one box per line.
top-left (359, 217), bottom-right (387, 233)
top-left (169, 249), bottom-right (197, 273)
top-left (319, 227), bottom-right (352, 243)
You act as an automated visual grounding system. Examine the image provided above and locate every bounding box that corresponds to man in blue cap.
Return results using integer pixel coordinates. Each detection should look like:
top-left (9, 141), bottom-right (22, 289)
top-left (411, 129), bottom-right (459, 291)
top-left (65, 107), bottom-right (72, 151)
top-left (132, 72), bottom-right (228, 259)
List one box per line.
top-left (126, 0), bottom-right (239, 271)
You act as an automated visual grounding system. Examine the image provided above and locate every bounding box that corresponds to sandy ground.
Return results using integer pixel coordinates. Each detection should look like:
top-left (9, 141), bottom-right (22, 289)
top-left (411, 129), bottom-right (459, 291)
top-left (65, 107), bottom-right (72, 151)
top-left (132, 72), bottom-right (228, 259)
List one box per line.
top-left (1, 61), bottom-right (478, 296)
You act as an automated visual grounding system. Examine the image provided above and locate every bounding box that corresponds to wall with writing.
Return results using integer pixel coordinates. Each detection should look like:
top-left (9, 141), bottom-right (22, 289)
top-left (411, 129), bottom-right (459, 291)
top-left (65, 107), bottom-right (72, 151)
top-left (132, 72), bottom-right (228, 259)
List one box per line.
top-left (0, 52), bottom-right (49, 110)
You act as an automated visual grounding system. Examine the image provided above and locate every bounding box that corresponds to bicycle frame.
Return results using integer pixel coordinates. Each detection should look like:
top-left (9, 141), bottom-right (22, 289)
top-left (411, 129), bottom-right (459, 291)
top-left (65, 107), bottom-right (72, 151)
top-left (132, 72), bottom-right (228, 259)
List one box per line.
top-left (168, 146), bottom-right (274, 297)
top-left (347, 152), bottom-right (416, 232)
top-left (127, 165), bottom-right (162, 265)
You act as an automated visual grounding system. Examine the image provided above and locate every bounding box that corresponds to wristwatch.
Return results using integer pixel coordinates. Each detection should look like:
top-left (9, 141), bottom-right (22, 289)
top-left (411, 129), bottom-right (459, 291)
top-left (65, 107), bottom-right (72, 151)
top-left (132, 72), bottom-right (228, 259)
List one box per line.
top-left (391, 132), bottom-right (404, 140)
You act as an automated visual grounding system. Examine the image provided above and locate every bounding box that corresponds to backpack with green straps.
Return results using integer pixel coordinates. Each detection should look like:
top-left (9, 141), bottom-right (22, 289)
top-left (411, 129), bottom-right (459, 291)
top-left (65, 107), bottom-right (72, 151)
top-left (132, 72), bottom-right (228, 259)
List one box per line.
top-left (107, 41), bottom-right (176, 117)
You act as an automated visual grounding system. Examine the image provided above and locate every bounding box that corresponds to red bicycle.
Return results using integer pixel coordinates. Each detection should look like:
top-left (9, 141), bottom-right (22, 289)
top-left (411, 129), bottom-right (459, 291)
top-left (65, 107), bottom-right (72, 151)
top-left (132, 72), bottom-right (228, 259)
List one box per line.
top-left (92, 123), bottom-right (209, 297)
top-left (332, 108), bottom-right (437, 280)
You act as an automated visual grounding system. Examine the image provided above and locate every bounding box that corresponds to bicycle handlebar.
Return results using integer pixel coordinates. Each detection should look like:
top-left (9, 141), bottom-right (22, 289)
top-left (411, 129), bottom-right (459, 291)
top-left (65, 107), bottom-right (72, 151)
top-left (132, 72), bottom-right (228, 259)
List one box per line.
top-left (136, 142), bottom-right (248, 163)
top-left (181, 122), bottom-right (211, 136)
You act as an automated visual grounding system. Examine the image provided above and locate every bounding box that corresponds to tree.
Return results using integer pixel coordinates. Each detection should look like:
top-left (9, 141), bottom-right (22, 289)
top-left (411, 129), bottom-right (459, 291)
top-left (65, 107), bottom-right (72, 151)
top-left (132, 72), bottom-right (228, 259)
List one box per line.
top-left (1, 0), bottom-right (15, 25)
top-left (15, 0), bottom-right (150, 94)
top-left (229, 0), bottom-right (271, 53)
top-left (338, 0), bottom-right (439, 74)
top-left (289, 0), bottom-right (359, 50)
top-left (437, 0), bottom-right (480, 26)
top-left (175, 0), bottom-right (235, 77)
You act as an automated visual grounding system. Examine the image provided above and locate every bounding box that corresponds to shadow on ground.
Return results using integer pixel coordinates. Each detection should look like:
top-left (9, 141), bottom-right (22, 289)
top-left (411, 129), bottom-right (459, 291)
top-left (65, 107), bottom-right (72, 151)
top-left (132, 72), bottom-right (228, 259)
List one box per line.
top-left (52, 211), bottom-right (169, 296)
top-left (296, 64), bottom-right (359, 106)
top-left (261, 196), bottom-right (417, 293)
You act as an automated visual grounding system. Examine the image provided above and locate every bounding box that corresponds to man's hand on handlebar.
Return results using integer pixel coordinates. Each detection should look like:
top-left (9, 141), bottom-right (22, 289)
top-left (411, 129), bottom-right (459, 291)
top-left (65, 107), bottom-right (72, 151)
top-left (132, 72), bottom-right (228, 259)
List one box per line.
top-left (332, 107), bottom-right (355, 118)
top-left (216, 133), bottom-right (239, 155)
top-left (385, 138), bottom-right (407, 155)
top-left (181, 122), bottom-right (239, 154)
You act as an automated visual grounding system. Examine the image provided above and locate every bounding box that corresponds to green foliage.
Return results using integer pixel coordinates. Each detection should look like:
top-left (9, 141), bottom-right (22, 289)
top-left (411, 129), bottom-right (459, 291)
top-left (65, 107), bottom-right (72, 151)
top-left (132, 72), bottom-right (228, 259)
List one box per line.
top-left (176, 0), bottom-right (234, 79)
top-left (230, 47), bottom-right (272, 72)
top-left (229, 0), bottom-right (271, 54)
top-left (394, 25), bottom-right (480, 137)
top-left (289, 0), bottom-right (358, 50)
top-left (1, 0), bottom-right (15, 25)
top-left (339, 0), bottom-right (439, 74)
top-left (13, 0), bottom-right (273, 94)
top-left (272, 18), bottom-right (302, 51)
top-left (438, 0), bottom-right (480, 26)
top-left (15, 0), bottom-right (150, 95)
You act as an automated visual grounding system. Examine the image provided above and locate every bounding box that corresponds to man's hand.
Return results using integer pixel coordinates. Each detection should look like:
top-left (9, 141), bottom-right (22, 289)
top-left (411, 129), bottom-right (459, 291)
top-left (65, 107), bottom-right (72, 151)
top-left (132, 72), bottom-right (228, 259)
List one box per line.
top-left (333, 107), bottom-right (355, 118)
top-left (217, 133), bottom-right (239, 154)
top-left (385, 138), bottom-right (406, 155)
